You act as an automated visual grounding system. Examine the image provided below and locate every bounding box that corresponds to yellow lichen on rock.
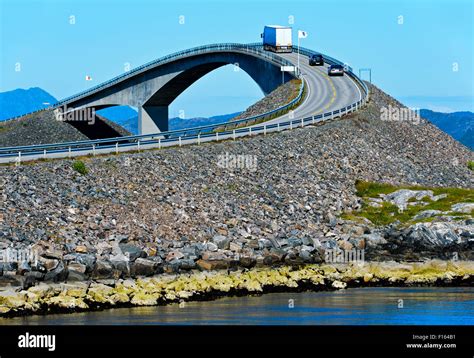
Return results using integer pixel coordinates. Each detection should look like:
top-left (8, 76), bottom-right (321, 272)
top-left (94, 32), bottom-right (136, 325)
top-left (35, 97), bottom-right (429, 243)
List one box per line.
top-left (130, 291), bottom-right (160, 306)
top-left (86, 283), bottom-right (114, 304)
top-left (1, 260), bottom-right (474, 317)
top-left (109, 292), bottom-right (130, 304)
top-left (49, 295), bottom-right (89, 310)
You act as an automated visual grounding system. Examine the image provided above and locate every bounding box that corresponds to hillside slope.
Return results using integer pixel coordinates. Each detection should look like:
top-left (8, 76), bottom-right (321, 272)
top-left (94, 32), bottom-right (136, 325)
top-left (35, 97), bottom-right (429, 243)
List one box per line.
top-left (0, 109), bottom-right (88, 146)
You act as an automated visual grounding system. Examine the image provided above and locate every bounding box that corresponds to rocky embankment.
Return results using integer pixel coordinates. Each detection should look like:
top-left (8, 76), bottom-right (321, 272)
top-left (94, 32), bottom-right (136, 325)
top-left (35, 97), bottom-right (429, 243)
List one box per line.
top-left (231, 79), bottom-right (301, 121)
top-left (0, 111), bottom-right (131, 147)
top-left (0, 83), bottom-right (473, 316)
top-left (1, 260), bottom-right (473, 317)
top-left (0, 110), bottom-right (88, 147)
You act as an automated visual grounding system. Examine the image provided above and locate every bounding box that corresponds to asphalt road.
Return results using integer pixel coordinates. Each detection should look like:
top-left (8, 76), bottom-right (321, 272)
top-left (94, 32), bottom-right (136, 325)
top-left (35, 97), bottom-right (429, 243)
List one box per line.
top-left (254, 52), bottom-right (362, 126)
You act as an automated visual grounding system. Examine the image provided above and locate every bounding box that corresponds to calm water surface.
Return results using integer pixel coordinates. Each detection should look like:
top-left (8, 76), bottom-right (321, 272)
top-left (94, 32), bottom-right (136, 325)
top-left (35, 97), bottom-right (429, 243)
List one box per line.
top-left (2, 287), bottom-right (473, 325)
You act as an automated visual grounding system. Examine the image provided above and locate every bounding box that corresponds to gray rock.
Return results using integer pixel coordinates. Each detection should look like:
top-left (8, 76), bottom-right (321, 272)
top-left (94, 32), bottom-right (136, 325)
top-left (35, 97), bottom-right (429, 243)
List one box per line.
top-left (119, 244), bottom-right (146, 261)
top-left (363, 233), bottom-right (387, 248)
top-left (212, 235), bottom-right (230, 250)
top-left (67, 270), bottom-right (88, 281)
top-left (326, 213), bottom-right (337, 228)
top-left (44, 261), bottom-right (68, 282)
top-left (298, 249), bottom-right (314, 262)
top-left (67, 254), bottom-right (96, 273)
top-left (381, 189), bottom-right (434, 211)
top-left (277, 238), bottom-right (288, 247)
top-left (130, 258), bottom-right (157, 277)
top-left (413, 210), bottom-right (443, 221)
top-left (288, 237), bottom-right (302, 247)
top-left (206, 242), bottom-right (218, 252)
top-left (109, 253), bottom-right (130, 275)
top-left (68, 262), bottom-right (87, 274)
top-left (451, 203), bottom-right (474, 214)
top-left (179, 258), bottom-right (197, 270)
top-left (92, 260), bottom-right (114, 279)
top-left (405, 222), bottom-right (460, 249)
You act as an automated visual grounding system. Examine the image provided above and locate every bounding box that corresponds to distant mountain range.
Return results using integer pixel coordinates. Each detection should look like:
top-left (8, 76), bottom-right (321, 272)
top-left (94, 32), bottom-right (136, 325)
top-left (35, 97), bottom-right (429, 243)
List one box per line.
top-left (420, 109), bottom-right (474, 150)
top-left (0, 87), bottom-right (472, 149)
top-left (0, 87), bottom-right (57, 121)
top-left (97, 106), bottom-right (241, 134)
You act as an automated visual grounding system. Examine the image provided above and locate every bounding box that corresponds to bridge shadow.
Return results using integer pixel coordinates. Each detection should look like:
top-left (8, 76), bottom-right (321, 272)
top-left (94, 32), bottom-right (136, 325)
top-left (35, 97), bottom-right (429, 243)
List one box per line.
top-left (64, 113), bottom-right (131, 140)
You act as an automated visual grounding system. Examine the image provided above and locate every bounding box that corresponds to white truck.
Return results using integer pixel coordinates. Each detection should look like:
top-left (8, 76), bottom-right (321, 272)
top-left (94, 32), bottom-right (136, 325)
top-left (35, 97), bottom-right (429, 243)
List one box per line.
top-left (262, 25), bottom-right (292, 53)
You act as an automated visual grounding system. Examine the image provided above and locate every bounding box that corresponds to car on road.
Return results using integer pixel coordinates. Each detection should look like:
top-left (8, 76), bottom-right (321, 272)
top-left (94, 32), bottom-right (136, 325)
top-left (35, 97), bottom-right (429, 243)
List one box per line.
top-left (309, 54), bottom-right (324, 66)
top-left (328, 64), bottom-right (344, 76)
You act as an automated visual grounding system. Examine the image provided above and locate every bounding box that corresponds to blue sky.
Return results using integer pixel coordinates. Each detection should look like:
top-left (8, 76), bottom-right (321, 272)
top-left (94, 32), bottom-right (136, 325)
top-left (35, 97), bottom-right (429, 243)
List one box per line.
top-left (1, 0), bottom-right (473, 116)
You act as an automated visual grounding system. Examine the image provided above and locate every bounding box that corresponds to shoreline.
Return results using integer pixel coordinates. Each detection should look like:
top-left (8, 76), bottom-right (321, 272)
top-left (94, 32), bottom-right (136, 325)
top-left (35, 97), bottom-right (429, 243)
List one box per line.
top-left (1, 260), bottom-right (473, 319)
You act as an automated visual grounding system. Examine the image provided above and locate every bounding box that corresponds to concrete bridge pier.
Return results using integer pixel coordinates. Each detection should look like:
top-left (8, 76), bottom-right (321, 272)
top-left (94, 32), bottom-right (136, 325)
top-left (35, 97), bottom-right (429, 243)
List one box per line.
top-left (138, 105), bottom-right (169, 134)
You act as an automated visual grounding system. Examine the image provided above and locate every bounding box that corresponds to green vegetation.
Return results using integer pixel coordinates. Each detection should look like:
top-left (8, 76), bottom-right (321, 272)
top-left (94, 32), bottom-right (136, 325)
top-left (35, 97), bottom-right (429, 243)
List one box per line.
top-left (72, 160), bottom-right (88, 175)
top-left (468, 161), bottom-right (474, 171)
top-left (343, 180), bottom-right (473, 226)
top-left (354, 180), bottom-right (399, 197)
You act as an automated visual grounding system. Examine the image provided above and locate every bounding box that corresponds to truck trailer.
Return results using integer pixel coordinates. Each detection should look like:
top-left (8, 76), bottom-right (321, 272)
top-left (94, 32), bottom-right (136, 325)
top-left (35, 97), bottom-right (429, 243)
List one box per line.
top-left (262, 25), bottom-right (292, 53)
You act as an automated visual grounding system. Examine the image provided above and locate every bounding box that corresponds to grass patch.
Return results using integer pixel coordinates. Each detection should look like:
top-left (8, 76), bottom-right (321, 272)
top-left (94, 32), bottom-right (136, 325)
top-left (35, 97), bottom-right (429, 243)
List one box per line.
top-left (468, 161), bottom-right (474, 171)
top-left (343, 180), bottom-right (474, 226)
top-left (72, 160), bottom-right (88, 175)
top-left (354, 180), bottom-right (398, 197)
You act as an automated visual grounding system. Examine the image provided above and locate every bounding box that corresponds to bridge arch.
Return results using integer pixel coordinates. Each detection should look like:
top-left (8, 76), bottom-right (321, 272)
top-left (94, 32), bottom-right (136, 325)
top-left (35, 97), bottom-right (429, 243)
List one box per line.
top-left (60, 46), bottom-right (295, 135)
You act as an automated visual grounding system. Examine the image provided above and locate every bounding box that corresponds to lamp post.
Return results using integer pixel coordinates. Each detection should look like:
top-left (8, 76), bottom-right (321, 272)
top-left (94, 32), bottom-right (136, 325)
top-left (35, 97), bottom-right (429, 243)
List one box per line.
top-left (359, 68), bottom-right (372, 83)
top-left (297, 30), bottom-right (308, 78)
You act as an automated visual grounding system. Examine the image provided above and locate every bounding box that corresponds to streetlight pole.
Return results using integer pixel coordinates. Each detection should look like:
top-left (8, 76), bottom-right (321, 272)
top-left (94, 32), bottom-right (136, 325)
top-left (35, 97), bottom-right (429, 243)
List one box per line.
top-left (297, 35), bottom-right (300, 78)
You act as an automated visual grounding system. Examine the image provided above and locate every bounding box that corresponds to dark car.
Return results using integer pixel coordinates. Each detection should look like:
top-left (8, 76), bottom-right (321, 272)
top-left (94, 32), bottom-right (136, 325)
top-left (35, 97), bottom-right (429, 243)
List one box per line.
top-left (328, 64), bottom-right (344, 76)
top-left (309, 54), bottom-right (324, 66)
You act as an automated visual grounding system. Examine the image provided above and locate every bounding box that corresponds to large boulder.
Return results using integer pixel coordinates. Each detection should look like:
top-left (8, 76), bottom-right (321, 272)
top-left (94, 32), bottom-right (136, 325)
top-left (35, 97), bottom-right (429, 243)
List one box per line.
top-left (119, 244), bottom-right (146, 262)
top-left (92, 260), bottom-right (114, 279)
top-left (130, 258), bottom-right (157, 277)
top-left (405, 222), bottom-right (460, 249)
top-left (44, 261), bottom-right (68, 282)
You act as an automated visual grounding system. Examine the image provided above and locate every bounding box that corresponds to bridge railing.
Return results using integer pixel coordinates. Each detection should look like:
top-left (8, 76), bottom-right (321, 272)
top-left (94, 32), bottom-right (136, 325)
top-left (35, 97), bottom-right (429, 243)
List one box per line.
top-left (0, 78), bottom-right (305, 154)
top-left (0, 44), bottom-right (370, 161)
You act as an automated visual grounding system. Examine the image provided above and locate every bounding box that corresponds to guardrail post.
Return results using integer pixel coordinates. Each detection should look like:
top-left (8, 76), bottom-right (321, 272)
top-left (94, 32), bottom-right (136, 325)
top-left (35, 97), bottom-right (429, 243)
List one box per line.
top-left (277, 123), bottom-right (280, 131)
top-left (197, 134), bottom-right (201, 145)
top-left (17, 151), bottom-right (21, 165)
top-left (233, 130), bottom-right (236, 140)
top-left (115, 142), bottom-right (119, 154)
top-left (136, 141), bottom-right (140, 152)
top-left (312, 116), bottom-right (315, 125)
top-left (215, 132), bottom-right (219, 141)
top-left (179, 136), bottom-right (182, 147)
top-left (68, 146), bottom-right (72, 158)
top-left (249, 127), bottom-right (252, 136)
top-left (290, 121), bottom-right (293, 130)
top-left (43, 149), bottom-right (47, 160)
top-left (93, 144), bottom-right (96, 156)
top-left (331, 111), bottom-right (334, 120)
top-left (264, 125), bottom-right (266, 136)
top-left (301, 118), bottom-right (304, 128)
